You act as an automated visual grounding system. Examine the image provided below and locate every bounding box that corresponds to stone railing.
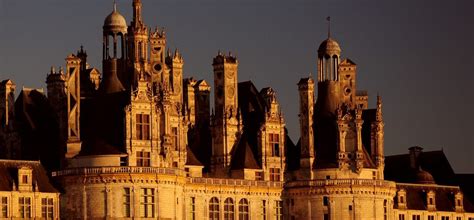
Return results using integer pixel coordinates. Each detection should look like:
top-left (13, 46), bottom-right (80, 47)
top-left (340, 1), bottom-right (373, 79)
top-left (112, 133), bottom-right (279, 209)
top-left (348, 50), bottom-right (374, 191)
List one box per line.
top-left (52, 166), bottom-right (185, 177)
top-left (285, 179), bottom-right (396, 188)
top-left (187, 177), bottom-right (284, 188)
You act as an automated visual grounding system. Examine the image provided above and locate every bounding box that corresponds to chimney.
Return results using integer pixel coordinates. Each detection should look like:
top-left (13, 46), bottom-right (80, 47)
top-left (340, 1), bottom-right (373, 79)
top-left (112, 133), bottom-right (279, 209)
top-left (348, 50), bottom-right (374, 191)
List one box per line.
top-left (408, 146), bottom-right (423, 169)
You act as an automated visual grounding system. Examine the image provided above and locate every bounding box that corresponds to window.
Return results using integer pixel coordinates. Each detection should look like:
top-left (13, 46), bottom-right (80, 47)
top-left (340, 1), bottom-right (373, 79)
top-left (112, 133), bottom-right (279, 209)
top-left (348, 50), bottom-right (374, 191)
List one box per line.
top-left (324, 214), bottom-right (330, 220)
top-left (172, 127), bottom-right (179, 150)
top-left (19, 197), bottom-right (31, 218)
top-left (123, 188), bottom-right (131, 217)
top-left (224, 198), bottom-right (234, 220)
top-left (238, 199), bottom-right (249, 220)
top-left (275, 200), bottom-right (283, 220)
top-left (270, 168), bottom-right (280, 181)
top-left (269, 134), bottom-right (280, 156)
top-left (412, 215), bottom-right (420, 220)
top-left (22, 175), bottom-right (28, 184)
top-left (400, 196), bottom-right (404, 203)
top-left (209, 197), bottom-right (220, 220)
top-left (261, 200), bottom-right (267, 220)
top-left (255, 171), bottom-right (263, 181)
top-left (136, 151), bottom-right (151, 167)
top-left (399, 214), bottom-right (405, 220)
top-left (41, 198), bottom-right (54, 219)
top-left (136, 114), bottom-right (150, 140)
top-left (457, 217), bottom-right (462, 220)
top-left (189, 197), bottom-right (196, 220)
top-left (428, 216), bottom-right (435, 220)
top-left (140, 188), bottom-right (154, 218)
top-left (323, 196), bottom-right (329, 206)
top-left (429, 197), bottom-right (433, 205)
top-left (457, 199), bottom-right (462, 206)
top-left (442, 217), bottom-right (450, 220)
top-left (384, 200), bottom-right (388, 220)
top-left (1, 197), bottom-right (7, 218)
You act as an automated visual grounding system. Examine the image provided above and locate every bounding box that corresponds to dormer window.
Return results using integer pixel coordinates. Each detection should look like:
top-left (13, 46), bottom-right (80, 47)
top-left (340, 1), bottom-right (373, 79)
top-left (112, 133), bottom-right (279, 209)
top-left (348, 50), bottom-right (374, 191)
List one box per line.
top-left (397, 189), bottom-right (407, 209)
top-left (18, 166), bottom-right (33, 192)
top-left (427, 190), bottom-right (436, 211)
top-left (455, 192), bottom-right (463, 212)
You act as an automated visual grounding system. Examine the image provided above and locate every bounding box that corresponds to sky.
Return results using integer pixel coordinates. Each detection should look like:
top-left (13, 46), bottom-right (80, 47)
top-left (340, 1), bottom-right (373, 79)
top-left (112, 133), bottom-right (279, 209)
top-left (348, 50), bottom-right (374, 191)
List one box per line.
top-left (0, 0), bottom-right (473, 172)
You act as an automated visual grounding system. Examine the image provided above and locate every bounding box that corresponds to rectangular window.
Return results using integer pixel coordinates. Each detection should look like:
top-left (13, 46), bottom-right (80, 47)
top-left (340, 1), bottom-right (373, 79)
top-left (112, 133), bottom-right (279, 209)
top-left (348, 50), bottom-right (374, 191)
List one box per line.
top-left (428, 216), bottom-right (434, 220)
top-left (269, 168), bottom-right (280, 181)
top-left (19, 197), bottom-right (31, 218)
top-left (188, 197), bottom-right (196, 220)
top-left (123, 188), bottom-right (131, 217)
top-left (261, 200), bottom-right (266, 220)
top-left (136, 151), bottom-right (151, 167)
top-left (324, 213), bottom-right (330, 220)
top-left (269, 133), bottom-right (280, 157)
top-left (429, 197), bottom-right (433, 205)
top-left (22, 175), bottom-right (28, 184)
top-left (398, 214), bottom-right (405, 220)
top-left (275, 200), bottom-right (283, 220)
top-left (140, 188), bottom-right (155, 218)
top-left (412, 215), bottom-right (420, 220)
top-left (41, 198), bottom-right (54, 219)
top-left (1, 197), bottom-right (7, 218)
top-left (457, 217), bottom-right (462, 220)
top-left (255, 171), bottom-right (264, 181)
top-left (442, 217), bottom-right (450, 220)
top-left (172, 127), bottom-right (179, 150)
top-left (136, 114), bottom-right (150, 140)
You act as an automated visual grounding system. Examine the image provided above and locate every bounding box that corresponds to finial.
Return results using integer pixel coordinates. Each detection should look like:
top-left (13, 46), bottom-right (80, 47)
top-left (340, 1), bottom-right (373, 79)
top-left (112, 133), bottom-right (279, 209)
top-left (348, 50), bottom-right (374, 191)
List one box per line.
top-left (59, 66), bottom-right (64, 74)
top-left (326, 16), bottom-right (331, 38)
top-left (218, 50), bottom-right (222, 56)
top-left (50, 66), bottom-right (55, 74)
top-left (113, 0), bottom-right (117, 12)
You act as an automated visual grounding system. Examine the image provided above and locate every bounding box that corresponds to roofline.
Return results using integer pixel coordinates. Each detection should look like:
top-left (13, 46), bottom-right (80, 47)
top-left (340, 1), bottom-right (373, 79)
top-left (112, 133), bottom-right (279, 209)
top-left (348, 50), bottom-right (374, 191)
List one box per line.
top-left (396, 182), bottom-right (460, 190)
top-left (0, 159), bottom-right (41, 164)
top-left (385, 149), bottom-right (444, 158)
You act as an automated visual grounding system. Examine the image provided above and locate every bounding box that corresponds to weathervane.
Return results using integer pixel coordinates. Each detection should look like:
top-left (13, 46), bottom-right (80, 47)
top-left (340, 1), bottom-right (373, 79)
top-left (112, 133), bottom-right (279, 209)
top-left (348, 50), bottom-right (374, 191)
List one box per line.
top-left (327, 16), bottom-right (331, 38)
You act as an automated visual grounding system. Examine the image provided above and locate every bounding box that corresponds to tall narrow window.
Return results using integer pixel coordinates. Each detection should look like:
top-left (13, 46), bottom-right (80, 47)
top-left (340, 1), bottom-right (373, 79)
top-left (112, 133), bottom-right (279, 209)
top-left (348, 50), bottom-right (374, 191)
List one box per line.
top-left (238, 199), bottom-right (249, 220)
top-left (22, 175), bottom-right (28, 184)
top-left (270, 168), bottom-right (280, 181)
top-left (323, 196), bottom-right (329, 206)
top-left (261, 200), bottom-right (267, 220)
top-left (399, 214), bottom-right (405, 220)
top-left (189, 197), bottom-right (196, 220)
top-left (428, 216), bottom-right (434, 220)
top-left (172, 127), bottom-right (179, 150)
top-left (41, 198), bottom-right (54, 219)
top-left (275, 200), bottom-right (283, 220)
top-left (19, 197), bottom-right (31, 218)
top-left (412, 215), bottom-right (420, 220)
top-left (136, 114), bottom-right (150, 140)
top-left (209, 197), bottom-right (220, 220)
top-left (224, 198), bottom-right (234, 220)
top-left (140, 188), bottom-right (154, 218)
top-left (269, 133), bottom-right (280, 157)
top-left (383, 200), bottom-right (388, 220)
top-left (123, 188), bottom-right (131, 217)
top-left (1, 197), bottom-right (7, 218)
top-left (136, 151), bottom-right (151, 167)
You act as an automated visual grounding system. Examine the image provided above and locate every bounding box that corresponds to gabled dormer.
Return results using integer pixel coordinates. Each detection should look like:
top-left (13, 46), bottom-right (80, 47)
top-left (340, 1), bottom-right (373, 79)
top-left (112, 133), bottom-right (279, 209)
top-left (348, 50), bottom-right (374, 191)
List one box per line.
top-left (18, 166), bottom-right (33, 192)
top-left (426, 190), bottom-right (436, 211)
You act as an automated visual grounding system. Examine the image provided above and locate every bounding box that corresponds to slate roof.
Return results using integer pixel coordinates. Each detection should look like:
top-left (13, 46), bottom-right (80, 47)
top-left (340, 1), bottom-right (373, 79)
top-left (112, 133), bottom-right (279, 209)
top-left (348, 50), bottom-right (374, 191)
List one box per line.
top-left (0, 160), bottom-right (58, 193)
top-left (186, 146), bottom-right (203, 166)
top-left (394, 184), bottom-right (474, 212)
top-left (230, 132), bottom-right (260, 170)
top-left (385, 150), bottom-right (457, 186)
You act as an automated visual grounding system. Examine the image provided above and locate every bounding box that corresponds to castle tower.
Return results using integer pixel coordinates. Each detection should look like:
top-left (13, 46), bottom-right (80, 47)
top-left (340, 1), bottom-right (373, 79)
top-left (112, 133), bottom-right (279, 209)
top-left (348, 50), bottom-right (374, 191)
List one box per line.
top-left (0, 79), bottom-right (19, 159)
top-left (373, 94), bottom-right (385, 177)
top-left (128, 0), bottom-right (149, 85)
top-left (102, 2), bottom-right (127, 93)
top-left (170, 49), bottom-right (184, 103)
top-left (46, 67), bottom-right (67, 161)
top-left (65, 56), bottom-right (82, 158)
top-left (150, 28), bottom-right (166, 84)
top-left (297, 77), bottom-right (315, 177)
top-left (211, 52), bottom-right (241, 176)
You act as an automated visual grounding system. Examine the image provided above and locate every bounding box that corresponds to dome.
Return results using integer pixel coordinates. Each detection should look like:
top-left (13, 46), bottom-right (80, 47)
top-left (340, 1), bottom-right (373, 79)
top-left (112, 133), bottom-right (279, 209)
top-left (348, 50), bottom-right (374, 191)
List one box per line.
top-left (318, 38), bottom-right (341, 56)
top-left (103, 5), bottom-right (127, 33)
top-left (414, 169), bottom-right (435, 184)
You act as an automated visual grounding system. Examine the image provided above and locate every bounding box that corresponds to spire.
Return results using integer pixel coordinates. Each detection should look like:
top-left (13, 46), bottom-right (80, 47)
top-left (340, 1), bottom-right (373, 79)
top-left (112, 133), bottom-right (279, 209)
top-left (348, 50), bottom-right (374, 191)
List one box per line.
top-left (326, 16), bottom-right (331, 38)
top-left (50, 66), bottom-right (55, 75)
top-left (113, 0), bottom-right (117, 12)
top-left (376, 93), bottom-right (383, 121)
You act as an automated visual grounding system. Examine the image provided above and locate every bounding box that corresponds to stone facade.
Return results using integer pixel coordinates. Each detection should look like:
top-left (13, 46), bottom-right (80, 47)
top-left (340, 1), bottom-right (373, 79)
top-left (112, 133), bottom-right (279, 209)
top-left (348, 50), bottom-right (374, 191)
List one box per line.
top-left (1, 1), bottom-right (474, 220)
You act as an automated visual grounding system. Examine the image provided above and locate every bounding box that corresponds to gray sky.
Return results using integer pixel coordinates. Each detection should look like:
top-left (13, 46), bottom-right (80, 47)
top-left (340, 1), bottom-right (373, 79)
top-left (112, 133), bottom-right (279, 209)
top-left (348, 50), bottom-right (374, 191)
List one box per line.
top-left (0, 0), bottom-right (473, 172)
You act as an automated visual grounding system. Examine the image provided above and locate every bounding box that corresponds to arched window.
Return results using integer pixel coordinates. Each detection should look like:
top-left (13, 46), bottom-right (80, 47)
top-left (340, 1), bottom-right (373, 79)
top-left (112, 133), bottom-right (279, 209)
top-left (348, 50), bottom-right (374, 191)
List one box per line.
top-left (224, 198), bottom-right (234, 220)
top-left (209, 197), bottom-right (220, 220)
top-left (238, 199), bottom-right (249, 220)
